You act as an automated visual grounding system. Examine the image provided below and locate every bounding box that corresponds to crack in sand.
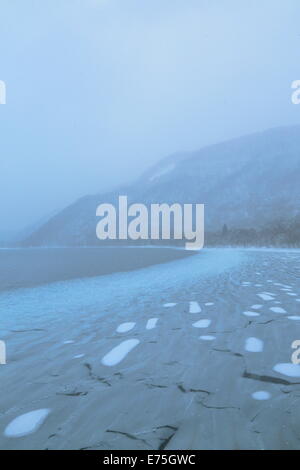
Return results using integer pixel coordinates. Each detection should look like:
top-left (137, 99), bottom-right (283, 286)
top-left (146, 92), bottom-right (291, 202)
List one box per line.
top-left (84, 363), bottom-right (111, 387)
top-left (243, 371), bottom-right (300, 386)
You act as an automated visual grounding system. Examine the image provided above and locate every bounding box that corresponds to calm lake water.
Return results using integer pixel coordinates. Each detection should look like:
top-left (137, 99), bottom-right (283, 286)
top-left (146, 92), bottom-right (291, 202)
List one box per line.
top-left (0, 247), bottom-right (193, 292)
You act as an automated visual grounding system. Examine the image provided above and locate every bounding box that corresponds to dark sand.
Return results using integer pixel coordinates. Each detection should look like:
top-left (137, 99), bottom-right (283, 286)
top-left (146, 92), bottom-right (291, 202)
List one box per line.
top-left (1, 248), bottom-right (300, 449)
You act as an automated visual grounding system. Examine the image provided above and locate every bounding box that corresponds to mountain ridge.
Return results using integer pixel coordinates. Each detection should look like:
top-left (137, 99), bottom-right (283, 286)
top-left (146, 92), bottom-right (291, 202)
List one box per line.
top-left (21, 125), bottom-right (300, 247)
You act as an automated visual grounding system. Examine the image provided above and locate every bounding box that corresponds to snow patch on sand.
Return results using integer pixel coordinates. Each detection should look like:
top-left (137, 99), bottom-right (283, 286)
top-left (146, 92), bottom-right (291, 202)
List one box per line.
top-left (245, 337), bottom-right (263, 352)
top-left (146, 318), bottom-right (158, 330)
top-left (243, 311), bottom-right (260, 317)
top-left (192, 319), bottom-right (211, 328)
top-left (270, 307), bottom-right (286, 314)
top-left (101, 339), bottom-right (140, 367)
top-left (252, 391), bottom-right (271, 401)
top-left (189, 301), bottom-right (202, 314)
top-left (116, 322), bottom-right (136, 333)
top-left (273, 363), bottom-right (300, 377)
top-left (257, 293), bottom-right (274, 301)
top-left (4, 409), bottom-right (50, 438)
top-left (199, 335), bottom-right (215, 341)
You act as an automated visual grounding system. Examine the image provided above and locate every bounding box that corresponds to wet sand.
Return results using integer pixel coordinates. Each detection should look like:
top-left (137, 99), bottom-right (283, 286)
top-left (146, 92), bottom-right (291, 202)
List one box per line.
top-left (1, 248), bottom-right (300, 449)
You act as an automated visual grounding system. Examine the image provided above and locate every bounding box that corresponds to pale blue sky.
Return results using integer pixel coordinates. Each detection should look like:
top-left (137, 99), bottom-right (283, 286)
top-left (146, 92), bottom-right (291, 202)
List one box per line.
top-left (0, 0), bottom-right (300, 231)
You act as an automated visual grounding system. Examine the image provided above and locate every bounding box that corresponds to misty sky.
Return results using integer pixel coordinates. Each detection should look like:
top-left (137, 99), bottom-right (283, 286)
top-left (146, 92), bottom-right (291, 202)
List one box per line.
top-left (0, 0), bottom-right (300, 232)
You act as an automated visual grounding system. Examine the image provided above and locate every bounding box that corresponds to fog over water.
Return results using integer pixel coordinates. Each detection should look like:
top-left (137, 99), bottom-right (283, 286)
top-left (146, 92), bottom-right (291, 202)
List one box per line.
top-left (0, 0), bottom-right (299, 232)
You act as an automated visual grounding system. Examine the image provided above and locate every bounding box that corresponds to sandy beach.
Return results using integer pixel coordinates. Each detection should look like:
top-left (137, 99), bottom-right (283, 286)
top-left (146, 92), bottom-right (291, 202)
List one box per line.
top-left (1, 248), bottom-right (300, 450)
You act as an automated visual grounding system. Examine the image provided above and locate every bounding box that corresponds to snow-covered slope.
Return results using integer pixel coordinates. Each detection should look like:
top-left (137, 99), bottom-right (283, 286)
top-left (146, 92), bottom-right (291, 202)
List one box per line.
top-left (22, 126), bottom-right (300, 246)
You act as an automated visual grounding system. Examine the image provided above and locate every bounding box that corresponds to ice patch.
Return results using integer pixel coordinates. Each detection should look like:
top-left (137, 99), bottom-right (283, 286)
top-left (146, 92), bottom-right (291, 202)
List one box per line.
top-left (73, 354), bottom-right (85, 359)
top-left (101, 339), bottom-right (140, 367)
top-left (192, 319), bottom-right (211, 328)
top-left (245, 337), bottom-right (263, 352)
top-left (205, 302), bottom-right (214, 306)
top-left (287, 293), bottom-right (297, 296)
top-left (146, 318), bottom-right (158, 330)
top-left (63, 340), bottom-right (74, 344)
top-left (116, 322), bottom-right (136, 333)
top-left (4, 409), bottom-right (50, 438)
top-left (270, 307), bottom-right (286, 314)
top-left (273, 363), bottom-right (300, 377)
top-left (288, 316), bottom-right (300, 321)
top-left (251, 305), bottom-right (262, 310)
top-left (243, 311), bottom-right (260, 317)
top-left (199, 335), bottom-right (215, 341)
top-left (296, 299), bottom-right (300, 302)
top-left (163, 303), bottom-right (176, 308)
top-left (257, 293), bottom-right (274, 301)
top-left (252, 391), bottom-right (271, 401)
top-left (189, 301), bottom-right (201, 314)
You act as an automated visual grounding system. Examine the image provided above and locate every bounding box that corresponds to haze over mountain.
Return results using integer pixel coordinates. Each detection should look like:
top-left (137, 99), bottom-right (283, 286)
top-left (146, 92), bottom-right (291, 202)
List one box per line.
top-left (21, 126), bottom-right (300, 247)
